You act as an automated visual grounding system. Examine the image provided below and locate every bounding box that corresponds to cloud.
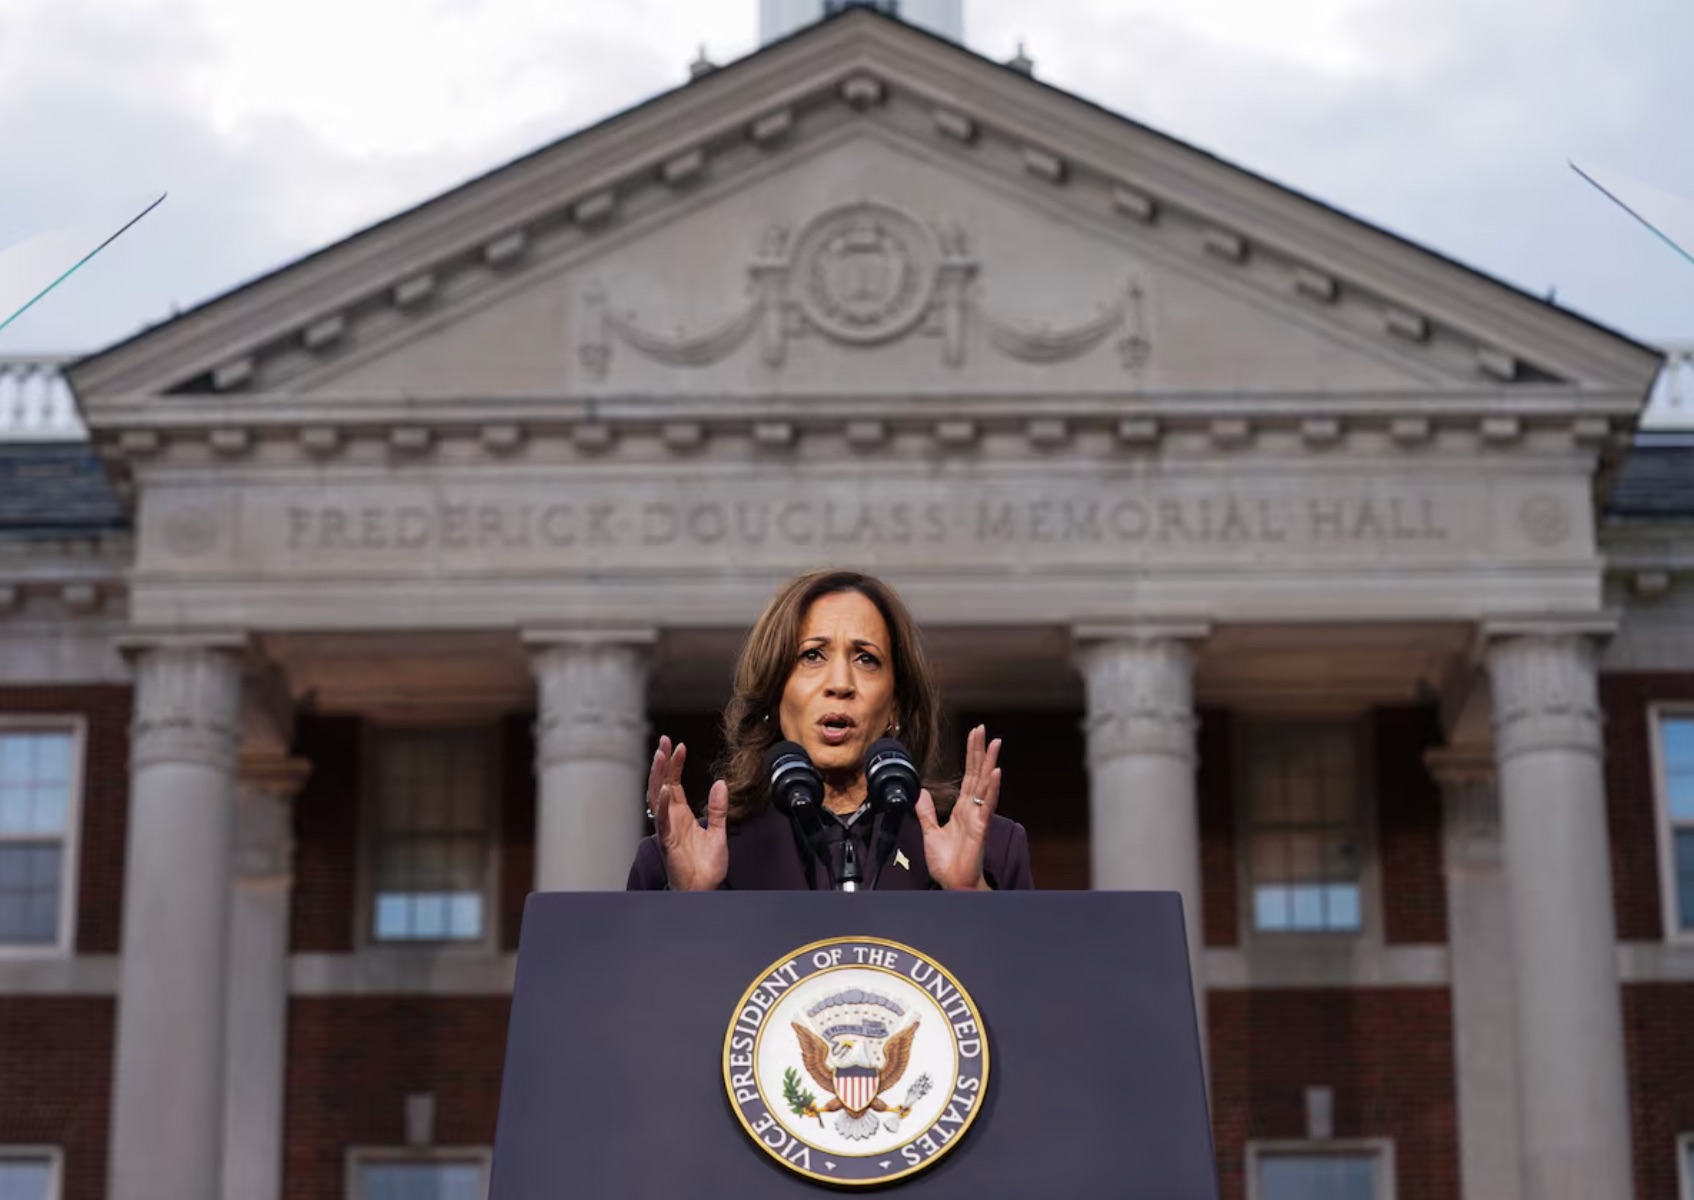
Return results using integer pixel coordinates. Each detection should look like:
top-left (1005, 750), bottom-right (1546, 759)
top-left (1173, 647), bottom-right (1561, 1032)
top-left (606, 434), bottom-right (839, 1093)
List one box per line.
top-left (0, 0), bottom-right (1687, 353)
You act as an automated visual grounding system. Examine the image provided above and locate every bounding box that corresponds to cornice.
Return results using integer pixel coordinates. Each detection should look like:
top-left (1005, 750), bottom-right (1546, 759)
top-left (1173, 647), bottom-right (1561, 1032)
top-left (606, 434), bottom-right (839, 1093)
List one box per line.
top-left (67, 13), bottom-right (1659, 412)
top-left (83, 387), bottom-right (1635, 481)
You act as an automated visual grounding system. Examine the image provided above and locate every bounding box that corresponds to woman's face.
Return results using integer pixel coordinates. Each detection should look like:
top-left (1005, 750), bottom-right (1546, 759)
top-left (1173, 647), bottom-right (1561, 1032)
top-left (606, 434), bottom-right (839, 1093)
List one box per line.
top-left (777, 590), bottom-right (898, 778)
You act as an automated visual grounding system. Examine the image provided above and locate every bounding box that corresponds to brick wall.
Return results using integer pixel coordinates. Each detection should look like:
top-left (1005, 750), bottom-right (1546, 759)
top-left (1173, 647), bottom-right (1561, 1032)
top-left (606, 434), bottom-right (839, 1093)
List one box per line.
top-left (0, 684), bottom-right (130, 954)
top-left (283, 997), bottom-right (509, 1199)
top-left (1208, 988), bottom-right (1458, 1200)
top-left (1600, 673), bottom-right (1694, 941)
top-left (1624, 982), bottom-right (1694, 1200)
top-left (290, 715), bottom-right (362, 952)
top-left (1374, 706), bottom-right (1447, 944)
top-left (0, 997), bottom-right (114, 1200)
top-left (1199, 707), bottom-right (1239, 946)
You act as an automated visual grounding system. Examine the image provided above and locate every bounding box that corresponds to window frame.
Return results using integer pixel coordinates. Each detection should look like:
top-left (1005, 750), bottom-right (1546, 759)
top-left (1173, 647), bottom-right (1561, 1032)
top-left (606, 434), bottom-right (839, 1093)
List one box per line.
top-left (0, 717), bottom-right (85, 958)
top-left (1650, 705), bottom-right (1694, 946)
top-left (0, 1145), bottom-right (64, 1200)
top-left (1245, 1138), bottom-right (1395, 1200)
top-left (356, 722), bottom-right (502, 952)
top-left (1235, 712), bottom-right (1380, 944)
top-left (345, 1146), bottom-right (492, 1200)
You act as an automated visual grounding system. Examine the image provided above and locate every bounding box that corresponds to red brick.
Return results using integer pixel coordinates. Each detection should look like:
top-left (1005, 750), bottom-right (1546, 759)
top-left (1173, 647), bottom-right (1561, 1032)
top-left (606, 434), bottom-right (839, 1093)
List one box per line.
top-left (0, 997), bottom-right (114, 1200)
top-left (1199, 707), bottom-right (1239, 946)
top-left (1600, 674), bottom-right (1694, 941)
top-left (1375, 706), bottom-right (1447, 944)
top-left (283, 997), bottom-right (509, 1199)
top-left (0, 685), bottom-right (131, 954)
top-left (1623, 981), bottom-right (1694, 1200)
top-left (1208, 988), bottom-right (1458, 1200)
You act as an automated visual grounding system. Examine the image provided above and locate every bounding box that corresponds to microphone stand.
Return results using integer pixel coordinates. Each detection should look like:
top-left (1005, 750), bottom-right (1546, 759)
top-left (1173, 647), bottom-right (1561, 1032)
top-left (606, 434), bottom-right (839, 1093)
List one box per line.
top-left (837, 834), bottom-right (862, 892)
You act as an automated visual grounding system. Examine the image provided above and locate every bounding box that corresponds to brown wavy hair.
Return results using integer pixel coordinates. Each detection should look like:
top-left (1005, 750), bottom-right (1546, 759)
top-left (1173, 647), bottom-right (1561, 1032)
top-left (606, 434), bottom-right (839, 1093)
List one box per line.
top-left (718, 569), bottom-right (950, 822)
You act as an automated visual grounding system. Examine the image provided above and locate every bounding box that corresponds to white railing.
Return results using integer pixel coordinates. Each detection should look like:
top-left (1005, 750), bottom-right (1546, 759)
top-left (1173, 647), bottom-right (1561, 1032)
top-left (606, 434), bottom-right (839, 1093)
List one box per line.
top-left (1643, 342), bottom-right (1694, 431)
top-left (0, 356), bottom-right (86, 441)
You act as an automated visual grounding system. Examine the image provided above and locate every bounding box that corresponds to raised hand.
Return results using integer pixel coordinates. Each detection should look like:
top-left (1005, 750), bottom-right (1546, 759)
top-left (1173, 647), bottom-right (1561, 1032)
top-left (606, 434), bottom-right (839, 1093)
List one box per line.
top-left (646, 736), bottom-right (729, 892)
top-left (915, 724), bottom-right (1001, 891)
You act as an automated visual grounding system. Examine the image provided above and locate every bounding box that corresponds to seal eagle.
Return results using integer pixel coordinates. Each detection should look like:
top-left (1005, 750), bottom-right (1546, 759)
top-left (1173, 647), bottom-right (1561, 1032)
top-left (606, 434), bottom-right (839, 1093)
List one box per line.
top-left (791, 1017), bottom-right (921, 1140)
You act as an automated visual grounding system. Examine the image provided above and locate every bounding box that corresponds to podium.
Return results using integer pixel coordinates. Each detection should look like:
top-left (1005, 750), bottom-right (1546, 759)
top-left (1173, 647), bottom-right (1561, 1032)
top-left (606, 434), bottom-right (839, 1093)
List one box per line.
top-left (491, 891), bottom-right (1218, 1197)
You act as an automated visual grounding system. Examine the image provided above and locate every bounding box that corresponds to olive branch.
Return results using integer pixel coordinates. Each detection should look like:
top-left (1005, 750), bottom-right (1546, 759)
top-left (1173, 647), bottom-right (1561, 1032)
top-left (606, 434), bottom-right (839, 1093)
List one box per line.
top-left (782, 1067), bottom-right (822, 1126)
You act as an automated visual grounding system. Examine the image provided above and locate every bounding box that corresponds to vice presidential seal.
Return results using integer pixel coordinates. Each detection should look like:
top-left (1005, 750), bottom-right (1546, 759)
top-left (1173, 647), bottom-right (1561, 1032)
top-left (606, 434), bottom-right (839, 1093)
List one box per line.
top-left (723, 936), bottom-right (988, 1185)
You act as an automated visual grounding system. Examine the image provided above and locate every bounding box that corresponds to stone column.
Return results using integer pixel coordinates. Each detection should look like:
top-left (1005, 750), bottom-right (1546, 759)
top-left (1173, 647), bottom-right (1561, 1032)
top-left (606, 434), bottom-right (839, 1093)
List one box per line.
top-left (221, 752), bottom-right (308, 1200)
top-left (1428, 746), bottom-right (1522, 1200)
top-left (110, 637), bottom-right (246, 1200)
top-left (1076, 625), bottom-right (1209, 1061)
top-left (1486, 628), bottom-right (1634, 1200)
top-left (526, 631), bottom-right (654, 891)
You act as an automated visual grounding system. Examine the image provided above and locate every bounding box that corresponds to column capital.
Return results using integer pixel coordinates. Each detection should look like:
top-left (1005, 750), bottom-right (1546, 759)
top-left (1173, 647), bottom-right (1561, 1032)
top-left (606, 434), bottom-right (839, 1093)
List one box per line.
top-left (1076, 633), bottom-right (1200, 765)
top-left (234, 755), bottom-right (308, 884)
top-left (127, 637), bottom-right (248, 774)
top-left (527, 633), bottom-right (652, 769)
top-left (1425, 747), bottom-right (1502, 868)
top-left (522, 627), bottom-right (659, 652)
top-left (1072, 621), bottom-right (1213, 648)
top-left (1484, 631), bottom-right (1604, 764)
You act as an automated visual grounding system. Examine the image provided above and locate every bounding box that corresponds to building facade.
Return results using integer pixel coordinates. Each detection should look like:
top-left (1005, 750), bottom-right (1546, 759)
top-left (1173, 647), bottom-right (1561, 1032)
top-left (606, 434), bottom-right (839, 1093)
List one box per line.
top-left (3, 10), bottom-right (1693, 1199)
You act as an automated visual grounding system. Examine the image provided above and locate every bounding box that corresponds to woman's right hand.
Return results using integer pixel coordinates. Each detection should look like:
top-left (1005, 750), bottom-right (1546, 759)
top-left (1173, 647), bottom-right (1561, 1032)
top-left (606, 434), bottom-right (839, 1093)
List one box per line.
top-left (647, 736), bottom-right (729, 891)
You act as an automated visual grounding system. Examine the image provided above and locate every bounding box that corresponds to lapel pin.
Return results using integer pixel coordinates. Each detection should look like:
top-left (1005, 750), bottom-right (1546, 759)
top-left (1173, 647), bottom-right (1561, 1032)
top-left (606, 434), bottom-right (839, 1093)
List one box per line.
top-left (894, 849), bottom-right (911, 871)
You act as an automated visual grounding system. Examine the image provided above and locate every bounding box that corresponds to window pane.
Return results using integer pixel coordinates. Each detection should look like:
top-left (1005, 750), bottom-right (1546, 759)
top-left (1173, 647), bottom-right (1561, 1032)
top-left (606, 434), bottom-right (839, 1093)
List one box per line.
top-left (1676, 831), bottom-right (1694, 932)
top-left (1290, 884), bottom-right (1325, 930)
top-left (1259, 1153), bottom-right (1377, 1200)
top-left (0, 1159), bottom-right (55, 1200)
top-left (0, 846), bottom-right (62, 943)
top-left (361, 1161), bottom-right (485, 1200)
top-left (0, 738), bottom-right (29, 786)
top-left (1325, 884), bottom-right (1362, 930)
top-left (31, 734), bottom-right (72, 785)
top-left (0, 787), bottom-right (28, 835)
top-left (1255, 885), bottom-right (1291, 930)
top-left (1667, 772), bottom-right (1694, 824)
top-left (1662, 717), bottom-right (1694, 773)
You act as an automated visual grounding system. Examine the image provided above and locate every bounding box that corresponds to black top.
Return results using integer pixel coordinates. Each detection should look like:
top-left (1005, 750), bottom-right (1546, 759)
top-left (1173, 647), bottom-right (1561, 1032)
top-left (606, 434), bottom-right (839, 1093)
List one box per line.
top-left (625, 802), bottom-right (1034, 891)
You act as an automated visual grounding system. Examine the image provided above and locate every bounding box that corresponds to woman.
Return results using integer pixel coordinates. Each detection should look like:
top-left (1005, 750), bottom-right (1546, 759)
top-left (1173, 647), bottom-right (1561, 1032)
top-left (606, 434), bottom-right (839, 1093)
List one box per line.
top-left (627, 568), bottom-right (1033, 891)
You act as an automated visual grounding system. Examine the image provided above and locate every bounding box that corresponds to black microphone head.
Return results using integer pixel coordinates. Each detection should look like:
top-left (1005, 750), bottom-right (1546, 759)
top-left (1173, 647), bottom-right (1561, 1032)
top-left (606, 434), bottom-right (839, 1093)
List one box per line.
top-left (864, 737), bottom-right (921, 813)
top-left (764, 740), bottom-right (823, 816)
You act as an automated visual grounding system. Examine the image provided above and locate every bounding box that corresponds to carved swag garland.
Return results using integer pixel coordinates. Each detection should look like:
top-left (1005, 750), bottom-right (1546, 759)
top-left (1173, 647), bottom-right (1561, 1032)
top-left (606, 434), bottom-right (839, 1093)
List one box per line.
top-left (578, 201), bottom-right (1150, 377)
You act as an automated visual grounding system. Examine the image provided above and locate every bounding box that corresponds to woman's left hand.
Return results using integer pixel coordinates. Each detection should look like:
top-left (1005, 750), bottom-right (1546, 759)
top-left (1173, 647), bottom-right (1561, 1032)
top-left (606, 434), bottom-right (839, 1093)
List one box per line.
top-left (916, 724), bottom-right (1002, 891)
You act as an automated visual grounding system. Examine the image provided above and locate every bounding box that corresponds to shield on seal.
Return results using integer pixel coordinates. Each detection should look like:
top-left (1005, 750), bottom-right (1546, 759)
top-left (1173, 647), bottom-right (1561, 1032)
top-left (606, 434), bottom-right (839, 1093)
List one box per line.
top-left (834, 1065), bottom-right (879, 1115)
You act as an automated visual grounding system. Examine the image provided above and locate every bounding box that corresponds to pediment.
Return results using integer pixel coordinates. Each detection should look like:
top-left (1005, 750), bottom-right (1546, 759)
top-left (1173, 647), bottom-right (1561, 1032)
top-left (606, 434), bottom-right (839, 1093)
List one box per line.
top-left (293, 131), bottom-right (1460, 400)
top-left (68, 9), bottom-right (1659, 415)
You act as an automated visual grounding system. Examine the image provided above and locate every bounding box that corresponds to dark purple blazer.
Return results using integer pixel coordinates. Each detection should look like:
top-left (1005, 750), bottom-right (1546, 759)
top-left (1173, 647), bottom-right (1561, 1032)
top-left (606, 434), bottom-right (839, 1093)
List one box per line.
top-left (625, 802), bottom-right (1034, 891)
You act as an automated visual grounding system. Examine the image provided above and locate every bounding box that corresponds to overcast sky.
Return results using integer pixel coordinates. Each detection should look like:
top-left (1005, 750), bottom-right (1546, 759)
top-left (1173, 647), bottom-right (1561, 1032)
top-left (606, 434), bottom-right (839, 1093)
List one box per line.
top-left (1, 0), bottom-right (1690, 356)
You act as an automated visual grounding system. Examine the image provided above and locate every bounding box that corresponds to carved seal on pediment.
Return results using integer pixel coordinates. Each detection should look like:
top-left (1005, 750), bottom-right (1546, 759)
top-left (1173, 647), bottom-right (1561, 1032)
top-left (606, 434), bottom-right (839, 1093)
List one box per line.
top-left (790, 202), bottom-right (935, 343)
top-left (578, 200), bottom-right (1147, 378)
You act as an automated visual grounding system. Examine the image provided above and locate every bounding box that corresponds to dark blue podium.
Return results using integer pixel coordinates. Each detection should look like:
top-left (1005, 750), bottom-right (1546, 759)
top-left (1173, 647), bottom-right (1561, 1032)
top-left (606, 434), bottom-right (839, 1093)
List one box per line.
top-left (490, 891), bottom-right (1218, 1197)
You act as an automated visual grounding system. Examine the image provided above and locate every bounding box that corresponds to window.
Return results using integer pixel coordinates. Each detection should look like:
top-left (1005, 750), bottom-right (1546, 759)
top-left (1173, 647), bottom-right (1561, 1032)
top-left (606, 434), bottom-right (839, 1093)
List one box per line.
top-left (1656, 712), bottom-right (1694, 936)
top-left (0, 726), bottom-right (80, 950)
top-left (368, 728), bottom-right (495, 943)
top-left (1248, 1143), bottom-right (1391, 1200)
top-left (0, 1149), bottom-right (60, 1200)
top-left (349, 1151), bottom-right (489, 1200)
top-left (1244, 720), bottom-right (1364, 933)
top-left (1679, 1132), bottom-right (1694, 1200)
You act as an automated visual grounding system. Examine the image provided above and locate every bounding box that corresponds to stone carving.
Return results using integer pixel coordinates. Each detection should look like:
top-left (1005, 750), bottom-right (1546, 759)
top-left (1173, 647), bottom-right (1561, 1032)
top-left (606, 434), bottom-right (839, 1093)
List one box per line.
top-left (578, 201), bottom-right (1145, 376)
top-left (1426, 750), bottom-right (1501, 867)
top-left (131, 644), bottom-right (245, 773)
top-left (531, 639), bottom-right (651, 768)
top-left (163, 507), bottom-right (218, 557)
top-left (1486, 633), bottom-right (1602, 763)
top-left (1078, 637), bottom-right (1198, 764)
top-left (1518, 494), bottom-right (1572, 547)
top-left (981, 282), bottom-right (1149, 368)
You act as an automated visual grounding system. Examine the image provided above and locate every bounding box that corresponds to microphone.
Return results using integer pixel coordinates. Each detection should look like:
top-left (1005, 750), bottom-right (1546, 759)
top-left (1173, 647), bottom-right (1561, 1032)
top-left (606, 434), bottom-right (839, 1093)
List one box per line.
top-left (864, 737), bottom-right (921, 889)
top-left (763, 740), bottom-right (836, 888)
